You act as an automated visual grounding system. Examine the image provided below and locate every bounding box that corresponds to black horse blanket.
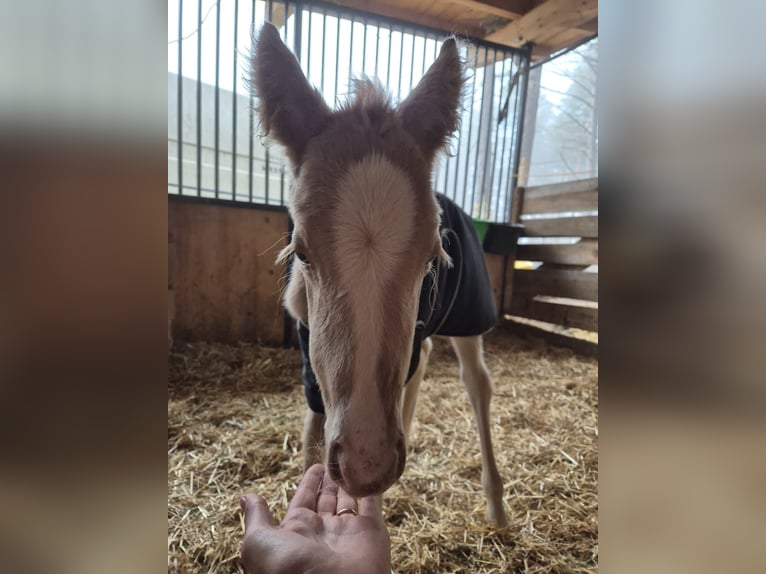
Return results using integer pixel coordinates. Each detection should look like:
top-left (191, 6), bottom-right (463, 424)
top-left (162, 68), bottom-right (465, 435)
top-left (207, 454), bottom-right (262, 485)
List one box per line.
top-left (297, 193), bottom-right (496, 414)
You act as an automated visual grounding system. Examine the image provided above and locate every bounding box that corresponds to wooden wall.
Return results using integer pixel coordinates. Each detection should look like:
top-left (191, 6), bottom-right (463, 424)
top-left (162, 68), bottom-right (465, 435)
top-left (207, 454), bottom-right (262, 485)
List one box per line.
top-left (168, 199), bottom-right (289, 346)
top-left (168, 194), bottom-right (584, 347)
top-left (509, 178), bottom-right (599, 333)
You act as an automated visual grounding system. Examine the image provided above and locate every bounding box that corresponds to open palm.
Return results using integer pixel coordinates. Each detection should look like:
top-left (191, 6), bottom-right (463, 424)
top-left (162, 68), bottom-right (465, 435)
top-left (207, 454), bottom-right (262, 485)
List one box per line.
top-left (240, 464), bottom-right (391, 574)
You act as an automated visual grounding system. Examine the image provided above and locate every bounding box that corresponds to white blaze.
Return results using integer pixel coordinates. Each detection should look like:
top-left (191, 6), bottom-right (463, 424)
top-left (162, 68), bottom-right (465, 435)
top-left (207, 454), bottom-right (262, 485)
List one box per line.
top-left (332, 154), bottom-right (415, 427)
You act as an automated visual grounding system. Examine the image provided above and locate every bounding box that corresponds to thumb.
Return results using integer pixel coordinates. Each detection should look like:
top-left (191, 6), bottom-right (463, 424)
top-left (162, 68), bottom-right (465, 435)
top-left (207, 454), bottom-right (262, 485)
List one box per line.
top-left (241, 494), bottom-right (277, 532)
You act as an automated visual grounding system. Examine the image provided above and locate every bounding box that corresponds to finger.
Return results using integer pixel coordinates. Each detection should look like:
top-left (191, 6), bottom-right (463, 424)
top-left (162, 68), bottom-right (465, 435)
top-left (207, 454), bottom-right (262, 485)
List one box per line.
top-left (287, 463), bottom-right (325, 513)
top-left (316, 469), bottom-right (339, 514)
top-left (241, 494), bottom-right (276, 533)
top-left (358, 494), bottom-right (383, 517)
top-left (336, 485), bottom-right (358, 515)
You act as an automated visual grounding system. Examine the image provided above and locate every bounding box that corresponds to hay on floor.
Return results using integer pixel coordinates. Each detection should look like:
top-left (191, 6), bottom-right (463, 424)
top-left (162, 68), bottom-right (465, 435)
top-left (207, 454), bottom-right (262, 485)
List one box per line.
top-left (168, 325), bottom-right (598, 573)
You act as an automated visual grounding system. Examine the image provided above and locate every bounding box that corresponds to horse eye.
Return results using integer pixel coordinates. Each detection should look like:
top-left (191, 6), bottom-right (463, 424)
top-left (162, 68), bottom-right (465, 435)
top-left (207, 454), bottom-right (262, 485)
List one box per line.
top-left (295, 252), bottom-right (310, 266)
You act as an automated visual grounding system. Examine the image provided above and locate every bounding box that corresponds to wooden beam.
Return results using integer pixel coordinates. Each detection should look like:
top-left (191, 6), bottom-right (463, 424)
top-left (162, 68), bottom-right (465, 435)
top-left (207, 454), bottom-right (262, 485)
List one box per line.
top-left (446, 0), bottom-right (531, 20)
top-left (524, 177), bottom-right (598, 198)
top-left (485, 0), bottom-right (598, 48)
top-left (517, 239), bottom-right (598, 265)
top-left (323, 0), bottom-right (487, 38)
top-left (502, 317), bottom-right (598, 356)
top-left (510, 295), bottom-right (598, 331)
top-left (523, 189), bottom-right (597, 214)
top-left (521, 215), bottom-right (598, 237)
top-left (513, 268), bottom-right (598, 301)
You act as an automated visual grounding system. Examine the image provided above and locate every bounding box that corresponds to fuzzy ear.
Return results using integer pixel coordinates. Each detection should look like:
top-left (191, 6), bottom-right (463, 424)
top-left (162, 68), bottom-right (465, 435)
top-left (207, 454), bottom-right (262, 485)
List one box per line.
top-left (396, 38), bottom-right (464, 164)
top-left (251, 23), bottom-right (331, 165)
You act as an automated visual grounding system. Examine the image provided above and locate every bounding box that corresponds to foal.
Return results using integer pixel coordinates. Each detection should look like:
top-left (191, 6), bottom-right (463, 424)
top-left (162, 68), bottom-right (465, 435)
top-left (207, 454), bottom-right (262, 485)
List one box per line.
top-left (252, 23), bottom-right (506, 526)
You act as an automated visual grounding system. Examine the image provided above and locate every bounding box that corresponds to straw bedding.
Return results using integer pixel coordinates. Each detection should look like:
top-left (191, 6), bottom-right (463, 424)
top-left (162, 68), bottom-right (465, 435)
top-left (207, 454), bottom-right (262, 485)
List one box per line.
top-left (168, 325), bottom-right (598, 573)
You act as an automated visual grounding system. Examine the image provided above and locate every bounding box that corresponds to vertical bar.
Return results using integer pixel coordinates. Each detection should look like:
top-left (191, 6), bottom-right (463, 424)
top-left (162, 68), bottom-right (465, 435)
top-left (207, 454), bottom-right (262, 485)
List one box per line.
top-left (460, 46), bottom-right (479, 212)
top-left (494, 53), bottom-right (512, 222)
top-left (334, 15), bottom-right (340, 105)
top-left (508, 47), bottom-right (531, 223)
top-left (265, 0), bottom-right (274, 204)
top-left (176, 0), bottom-right (183, 194)
top-left (196, 0), bottom-right (202, 197)
top-left (486, 49), bottom-right (504, 220)
top-left (421, 32), bottom-right (427, 76)
top-left (374, 24), bottom-right (380, 78)
top-left (284, 1), bottom-right (289, 45)
top-left (503, 56), bottom-right (521, 221)
top-left (306, 7), bottom-right (312, 77)
top-left (293, 3), bottom-right (302, 57)
top-left (361, 20), bottom-right (367, 74)
top-left (396, 28), bottom-right (404, 101)
top-left (348, 15), bottom-right (354, 86)
top-left (248, 0), bottom-right (255, 203)
top-left (214, 0), bottom-right (221, 198)
top-left (320, 12), bottom-right (326, 96)
top-left (385, 25), bottom-right (392, 88)
top-left (232, 0), bottom-right (239, 200)
top-left (408, 32), bottom-right (415, 92)
top-left (469, 47), bottom-right (490, 217)
top-left (289, 2), bottom-right (303, 208)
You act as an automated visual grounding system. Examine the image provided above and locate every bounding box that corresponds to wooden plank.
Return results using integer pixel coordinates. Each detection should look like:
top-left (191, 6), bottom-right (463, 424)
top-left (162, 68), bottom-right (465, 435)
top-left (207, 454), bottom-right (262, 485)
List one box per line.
top-left (510, 296), bottom-right (598, 331)
top-left (524, 177), bottom-right (597, 199)
top-left (485, 0), bottom-right (598, 48)
top-left (510, 185), bottom-right (525, 223)
top-left (513, 268), bottom-right (598, 301)
top-left (521, 215), bottom-right (598, 237)
top-left (483, 252), bottom-right (507, 315)
top-left (323, 0), bottom-right (487, 38)
top-left (502, 317), bottom-right (598, 357)
top-left (517, 240), bottom-right (598, 265)
top-left (446, 0), bottom-right (530, 20)
top-left (522, 189), bottom-right (597, 214)
top-left (169, 202), bottom-right (289, 345)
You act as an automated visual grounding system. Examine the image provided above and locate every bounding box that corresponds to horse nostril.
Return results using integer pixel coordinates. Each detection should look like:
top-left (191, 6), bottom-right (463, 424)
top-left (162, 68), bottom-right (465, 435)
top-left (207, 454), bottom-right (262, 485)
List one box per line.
top-left (327, 440), bottom-right (343, 482)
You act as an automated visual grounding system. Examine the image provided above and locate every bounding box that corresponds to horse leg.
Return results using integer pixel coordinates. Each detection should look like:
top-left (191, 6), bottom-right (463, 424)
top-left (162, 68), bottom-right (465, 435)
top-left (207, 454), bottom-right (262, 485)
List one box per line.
top-left (401, 337), bottom-right (432, 447)
top-left (302, 407), bottom-right (325, 471)
top-left (450, 335), bottom-right (507, 527)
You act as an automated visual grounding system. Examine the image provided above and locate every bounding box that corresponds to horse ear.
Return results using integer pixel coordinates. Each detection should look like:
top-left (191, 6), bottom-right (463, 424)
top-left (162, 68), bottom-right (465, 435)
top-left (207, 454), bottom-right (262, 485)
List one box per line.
top-left (396, 38), bottom-right (464, 164)
top-left (251, 23), bottom-right (331, 165)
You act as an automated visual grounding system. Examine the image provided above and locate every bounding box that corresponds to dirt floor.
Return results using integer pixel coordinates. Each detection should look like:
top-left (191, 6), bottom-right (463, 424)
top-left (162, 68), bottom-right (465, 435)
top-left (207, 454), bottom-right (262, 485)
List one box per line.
top-left (168, 325), bottom-right (598, 573)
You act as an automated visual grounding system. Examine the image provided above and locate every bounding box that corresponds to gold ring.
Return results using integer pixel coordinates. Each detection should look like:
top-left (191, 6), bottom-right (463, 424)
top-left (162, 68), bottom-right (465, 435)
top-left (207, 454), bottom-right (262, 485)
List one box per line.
top-left (336, 507), bottom-right (358, 516)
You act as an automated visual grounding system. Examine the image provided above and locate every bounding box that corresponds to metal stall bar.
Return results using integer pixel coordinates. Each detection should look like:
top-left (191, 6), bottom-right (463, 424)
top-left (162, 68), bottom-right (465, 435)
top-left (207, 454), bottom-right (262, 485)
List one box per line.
top-left (459, 49), bottom-right (479, 212)
top-left (503, 56), bottom-right (521, 221)
top-left (321, 11), bottom-right (327, 96)
top-left (470, 48), bottom-right (495, 217)
top-left (177, 0), bottom-right (183, 194)
top-left (196, 0), bottom-right (203, 197)
top-left (281, 0), bottom-right (290, 205)
top-left (214, 0), bottom-right (221, 198)
top-left (507, 44), bottom-right (531, 223)
top-left (333, 14), bottom-right (341, 104)
top-left (231, 0), bottom-right (239, 200)
top-left (265, 0), bottom-right (274, 205)
top-left (397, 27), bottom-right (404, 101)
top-left (248, 0), bottom-right (255, 203)
top-left (485, 48), bottom-right (504, 220)
top-left (347, 14), bottom-right (354, 98)
top-left (494, 54), bottom-right (513, 222)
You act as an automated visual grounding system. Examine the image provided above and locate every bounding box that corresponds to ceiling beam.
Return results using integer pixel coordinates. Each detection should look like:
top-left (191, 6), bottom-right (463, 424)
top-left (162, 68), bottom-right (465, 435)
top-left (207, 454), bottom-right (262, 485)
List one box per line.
top-left (445, 0), bottom-right (532, 20)
top-left (485, 0), bottom-right (598, 47)
top-left (322, 0), bottom-right (487, 38)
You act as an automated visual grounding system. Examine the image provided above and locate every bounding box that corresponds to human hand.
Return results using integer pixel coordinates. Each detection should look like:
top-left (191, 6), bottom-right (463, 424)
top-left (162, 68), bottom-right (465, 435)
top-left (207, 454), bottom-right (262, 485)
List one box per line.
top-left (240, 463), bottom-right (391, 574)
